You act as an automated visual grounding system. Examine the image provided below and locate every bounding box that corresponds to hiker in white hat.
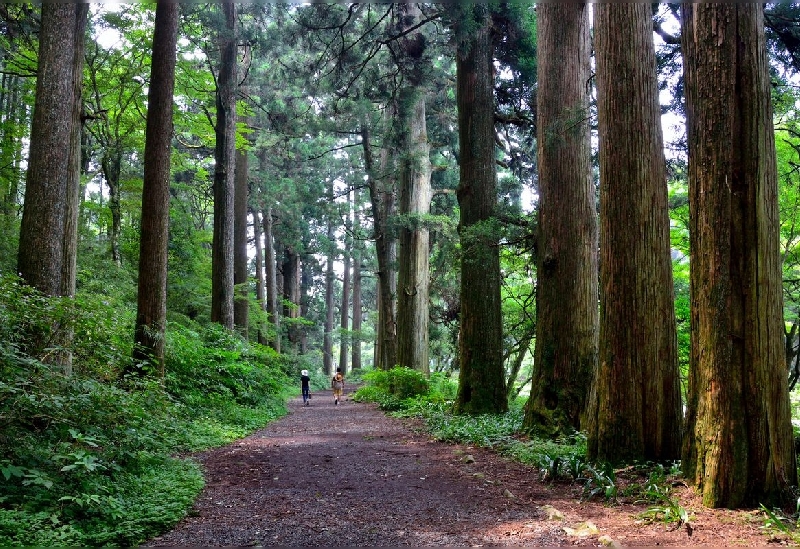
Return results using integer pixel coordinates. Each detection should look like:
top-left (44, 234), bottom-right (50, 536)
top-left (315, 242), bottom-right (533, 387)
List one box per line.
top-left (300, 370), bottom-right (311, 406)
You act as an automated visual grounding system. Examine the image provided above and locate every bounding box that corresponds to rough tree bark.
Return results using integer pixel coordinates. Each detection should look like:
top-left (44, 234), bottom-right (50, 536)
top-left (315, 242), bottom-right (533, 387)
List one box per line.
top-left (283, 247), bottom-right (301, 350)
top-left (523, 2), bottom-right (597, 437)
top-left (453, 6), bottom-right (507, 415)
top-left (681, 3), bottom-right (797, 508)
top-left (324, 180), bottom-right (336, 375)
top-left (59, 4), bottom-right (89, 375)
top-left (252, 208), bottom-right (268, 346)
top-left (234, 136), bottom-right (249, 338)
top-left (587, 3), bottom-right (682, 463)
top-left (351, 191), bottom-right (363, 371)
top-left (18, 3), bottom-right (77, 298)
top-left (263, 206), bottom-right (280, 352)
top-left (133, 1), bottom-right (179, 377)
top-left (395, 2), bottom-right (432, 376)
top-left (211, 0), bottom-right (237, 329)
top-left (362, 121), bottom-right (398, 370)
top-left (339, 196), bottom-right (352, 372)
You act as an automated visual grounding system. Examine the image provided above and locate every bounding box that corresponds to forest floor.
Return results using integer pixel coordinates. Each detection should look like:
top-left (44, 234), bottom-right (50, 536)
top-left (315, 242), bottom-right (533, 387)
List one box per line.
top-left (146, 386), bottom-right (789, 547)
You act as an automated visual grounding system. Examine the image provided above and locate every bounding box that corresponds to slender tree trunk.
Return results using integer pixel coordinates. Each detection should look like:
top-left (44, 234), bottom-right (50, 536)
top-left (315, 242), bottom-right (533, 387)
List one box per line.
top-left (300, 252), bottom-right (311, 354)
top-left (523, 2), bottom-right (597, 437)
top-left (263, 206), bottom-right (280, 351)
top-left (507, 331), bottom-right (534, 399)
top-left (395, 3), bottom-right (432, 376)
top-left (102, 150), bottom-right (123, 267)
top-left (587, 3), bottom-right (682, 463)
top-left (18, 3), bottom-right (77, 298)
top-left (1, 74), bottom-right (24, 219)
top-left (362, 121), bottom-right (397, 370)
top-left (211, 0), bottom-right (237, 329)
top-left (133, 1), bottom-right (179, 378)
top-left (324, 217), bottom-right (336, 375)
top-left (454, 6), bottom-right (507, 415)
top-left (252, 208), bottom-right (268, 346)
top-left (351, 194), bottom-right (363, 372)
top-left (283, 247), bottom-right (301, 349)
top-left (681, 3), bottom-right (797, 508)
top-left (63, 3), bottom-right (88, 300)
top-left (234, 138), bottom-right (249, 337)
top-left (339, 197), bottom-right (351, 372)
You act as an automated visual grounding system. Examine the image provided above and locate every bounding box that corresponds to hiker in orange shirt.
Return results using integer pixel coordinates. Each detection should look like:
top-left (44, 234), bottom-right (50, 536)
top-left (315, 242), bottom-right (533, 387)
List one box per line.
top-left (331, 367), bottom-right (344, 405)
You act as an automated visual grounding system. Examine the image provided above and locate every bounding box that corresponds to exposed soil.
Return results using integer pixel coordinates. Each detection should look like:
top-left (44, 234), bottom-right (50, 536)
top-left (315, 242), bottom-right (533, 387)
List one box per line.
top-left (146, 386), bottom-right (788, 547)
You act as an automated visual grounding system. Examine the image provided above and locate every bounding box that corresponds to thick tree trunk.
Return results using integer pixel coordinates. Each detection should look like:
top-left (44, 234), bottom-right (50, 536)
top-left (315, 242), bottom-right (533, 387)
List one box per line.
top-left (234, 141), bottom-right (249, 338)
top-left (133, 1), bottom-right (179, 377)
top-left (454, 7), bottom-right (507, 415)
top-left (211, 1), bottom-right (237, 329)
top-left (681, 3), bottom-right (797, 508)
top-left (57, 4), bottom-right (89, 375)
top-left (396, 3), bottom-right (432, 376)
top-left (362, 122), bottom-right (397, 370)
top-left (18, 3), bottom-right (77, 298)
top-left (523, 2), bottom-right (597, 437)
top-left (587, 3), bottom-right (682, 463)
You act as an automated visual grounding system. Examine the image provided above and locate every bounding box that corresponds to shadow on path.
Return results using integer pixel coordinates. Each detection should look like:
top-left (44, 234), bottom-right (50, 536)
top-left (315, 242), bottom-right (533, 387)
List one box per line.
top-left (144, 385), bottom-right (567, 546)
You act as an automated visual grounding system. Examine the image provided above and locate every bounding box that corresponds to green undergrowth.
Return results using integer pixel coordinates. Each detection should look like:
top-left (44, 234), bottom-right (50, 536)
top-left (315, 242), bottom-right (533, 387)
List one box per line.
top-left (353, 367), bottom-right (583, 465)
top-left (0, 275), bottom-right (294, 546)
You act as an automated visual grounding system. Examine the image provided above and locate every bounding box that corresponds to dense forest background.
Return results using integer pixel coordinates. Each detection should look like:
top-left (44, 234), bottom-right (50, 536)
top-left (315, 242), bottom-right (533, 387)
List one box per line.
top-left (4, 2), bottom-right (800, 544)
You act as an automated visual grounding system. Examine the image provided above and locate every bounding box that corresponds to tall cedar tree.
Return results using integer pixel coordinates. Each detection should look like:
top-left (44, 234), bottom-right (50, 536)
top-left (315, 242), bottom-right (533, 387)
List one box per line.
top-left (587, 3), bottom-right (682, 462)
top-left (324, 201), bottom-right (336, 375)
top-left (454, 6), bottom-right (507, 414)
top-left (362, 121), bottom-right (398, 370)
top-left (18, 4), bottom-right (77, 298)
top-left (133, 2), bottom-right (179, 377)
top-left (523, 2), bottom-right (598, 436)
top-left (262, 205), bottom-right (280, 351)
top-left (59, 4), bottom-right (88, 375)
top-left (351, 190), bottom-right (363, 371)
top-left (339, 195), bottom-right (351, 372)
top-left (211, 1), bottom-right (237, 329)
top-left (234, 140), bottom-right (249, 337)
top-left (681, 3), bottom-right (797, 508)
top-left (396, 3), bottom-right (433, 375)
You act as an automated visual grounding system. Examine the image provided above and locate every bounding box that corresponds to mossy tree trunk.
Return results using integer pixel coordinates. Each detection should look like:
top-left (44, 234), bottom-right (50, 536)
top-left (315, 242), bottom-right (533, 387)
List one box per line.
top-left (681, 3), bottom-right (797, 508)
top-left (523, 2), bottom-right (597, 437)
top-left (587, 3), bottom-right (682, 463)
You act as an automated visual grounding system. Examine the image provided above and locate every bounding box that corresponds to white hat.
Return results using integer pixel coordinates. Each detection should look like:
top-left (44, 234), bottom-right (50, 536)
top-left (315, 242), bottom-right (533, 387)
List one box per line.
top-left (301, 370), bottom-right (308, 376)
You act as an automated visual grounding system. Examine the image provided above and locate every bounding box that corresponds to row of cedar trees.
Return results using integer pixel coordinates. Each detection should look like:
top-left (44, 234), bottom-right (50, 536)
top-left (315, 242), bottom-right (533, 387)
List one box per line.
top-left (13, 3), bottom-right (796, 510)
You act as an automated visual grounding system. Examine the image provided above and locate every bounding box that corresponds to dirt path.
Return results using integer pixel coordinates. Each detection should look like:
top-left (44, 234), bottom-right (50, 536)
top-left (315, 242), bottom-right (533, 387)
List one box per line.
top-left (146, 387), bottom-right (776, 547)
